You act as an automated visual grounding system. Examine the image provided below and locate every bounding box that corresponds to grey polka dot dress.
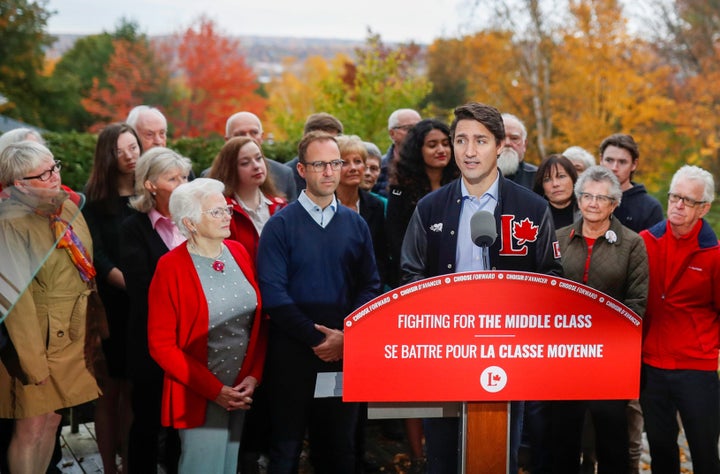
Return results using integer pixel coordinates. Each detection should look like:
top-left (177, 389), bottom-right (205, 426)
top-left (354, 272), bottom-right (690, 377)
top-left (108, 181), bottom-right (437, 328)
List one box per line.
top-left (190, 244), bottom-right (257, 386)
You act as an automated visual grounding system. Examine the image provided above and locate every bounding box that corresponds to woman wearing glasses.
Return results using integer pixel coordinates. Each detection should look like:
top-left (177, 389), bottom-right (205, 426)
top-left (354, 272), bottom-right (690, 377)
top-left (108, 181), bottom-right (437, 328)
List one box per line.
top-left (118, 147), bottom-right (191, 473)
top-left (147, 178), bottom-right (267, 474)
top-left (550, 165), bottom-right (649, 473)
top-left (208, 137), bottom-right (286, 260)
top-left (0, 141), bottom-right (99, 473)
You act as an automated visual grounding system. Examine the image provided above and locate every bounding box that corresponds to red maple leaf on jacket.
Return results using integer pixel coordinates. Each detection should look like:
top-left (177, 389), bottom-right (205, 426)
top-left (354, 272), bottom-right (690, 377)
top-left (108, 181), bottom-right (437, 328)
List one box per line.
top-left (513, 218), bottom-right (539, 245)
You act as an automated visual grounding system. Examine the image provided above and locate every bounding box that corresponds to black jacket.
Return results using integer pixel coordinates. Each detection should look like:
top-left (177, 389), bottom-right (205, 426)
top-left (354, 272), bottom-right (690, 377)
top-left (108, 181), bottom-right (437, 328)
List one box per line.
top-left (614, 182), bottom-right (664, 233)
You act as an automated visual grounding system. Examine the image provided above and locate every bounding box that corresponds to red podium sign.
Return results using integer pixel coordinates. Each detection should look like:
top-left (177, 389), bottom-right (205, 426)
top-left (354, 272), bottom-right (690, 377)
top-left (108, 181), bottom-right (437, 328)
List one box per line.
top-left (343, 271), bottom-right (641, 402)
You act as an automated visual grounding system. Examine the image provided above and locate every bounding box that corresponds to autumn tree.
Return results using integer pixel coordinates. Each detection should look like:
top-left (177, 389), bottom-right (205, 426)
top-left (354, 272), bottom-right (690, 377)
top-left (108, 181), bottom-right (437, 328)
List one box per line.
top-left (165, 16), bottom-right (266, 137)
top-left (81, 37), bottom-right (172, 131)
top-left (44, 18), bottom-right (171, 131)
top-left (550, 0), bottom-right (680, 185)
top-left (643, 0), bottom-right (720, 184)
top-left (0, 0), bottom-right (54, 125)
top-left (265, 55), bottom-right (333, 141)
top-left (266, 32), bottom-right (431, 149)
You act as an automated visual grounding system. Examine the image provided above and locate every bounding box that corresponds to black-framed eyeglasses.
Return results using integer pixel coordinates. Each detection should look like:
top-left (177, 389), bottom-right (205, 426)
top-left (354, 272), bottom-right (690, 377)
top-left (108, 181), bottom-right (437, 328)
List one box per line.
top-left (22, 160), bottom-right (62, 182)
top-left (579, 192), bottom-right (615, 205)
top-left (668, 192), bottom-right (706, 208)
top-left (303, 159), bottom-right (344, 172)
top-left (392, 124), bottom-right (414, 132)
top-left (201, 205), bottom-right (233, 219)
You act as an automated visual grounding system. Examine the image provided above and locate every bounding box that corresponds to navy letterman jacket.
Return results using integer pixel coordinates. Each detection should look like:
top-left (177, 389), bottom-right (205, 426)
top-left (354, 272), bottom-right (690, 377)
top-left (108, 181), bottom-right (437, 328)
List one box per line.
top-left (400, 173), bottom-right (563, 283)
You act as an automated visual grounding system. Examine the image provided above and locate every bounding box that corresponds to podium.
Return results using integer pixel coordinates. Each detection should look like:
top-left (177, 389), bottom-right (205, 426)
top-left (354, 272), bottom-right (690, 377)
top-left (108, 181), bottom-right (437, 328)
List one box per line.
top-left (343, 271), bottom-right (642, 472)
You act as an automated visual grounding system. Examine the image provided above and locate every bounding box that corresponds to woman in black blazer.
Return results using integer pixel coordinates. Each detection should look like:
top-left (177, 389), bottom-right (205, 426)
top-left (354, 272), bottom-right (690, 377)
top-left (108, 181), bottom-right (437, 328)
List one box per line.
top-left (335, 135), bottom-right (389, 285)
top-left (118, 147), bottom-right (191, 474)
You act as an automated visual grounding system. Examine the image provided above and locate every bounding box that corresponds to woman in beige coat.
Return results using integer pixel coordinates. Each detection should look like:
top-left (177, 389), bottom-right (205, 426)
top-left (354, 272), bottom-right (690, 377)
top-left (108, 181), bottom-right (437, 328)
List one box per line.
top-left (0, 141), bottom-right (99, 473)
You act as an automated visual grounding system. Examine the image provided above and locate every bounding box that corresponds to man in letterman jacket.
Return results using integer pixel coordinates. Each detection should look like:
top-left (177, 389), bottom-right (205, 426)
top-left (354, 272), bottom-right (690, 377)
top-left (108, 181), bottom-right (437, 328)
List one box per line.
top-left (400, 102), bottom-right (562, 474)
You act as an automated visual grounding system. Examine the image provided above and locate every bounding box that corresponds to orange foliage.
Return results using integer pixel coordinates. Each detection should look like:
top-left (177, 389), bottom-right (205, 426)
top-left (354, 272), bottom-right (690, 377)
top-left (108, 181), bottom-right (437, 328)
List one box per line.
top-left (168, 16), bottom-right (266, 137)
top-left (81, 39), bottom-right (160, 132)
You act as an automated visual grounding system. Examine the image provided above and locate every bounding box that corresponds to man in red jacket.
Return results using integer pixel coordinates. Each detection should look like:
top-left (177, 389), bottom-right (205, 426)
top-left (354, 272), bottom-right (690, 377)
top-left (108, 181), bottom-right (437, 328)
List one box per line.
top-left (640, 164), bottom-right (720, 474)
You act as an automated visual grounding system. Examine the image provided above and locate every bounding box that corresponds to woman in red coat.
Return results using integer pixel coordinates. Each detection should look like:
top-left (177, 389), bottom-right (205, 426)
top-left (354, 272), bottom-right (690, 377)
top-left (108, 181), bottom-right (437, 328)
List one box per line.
top-left (208, 137), bottom-right (286, 259)
top-left (148, 178), bottom-right (268, 474)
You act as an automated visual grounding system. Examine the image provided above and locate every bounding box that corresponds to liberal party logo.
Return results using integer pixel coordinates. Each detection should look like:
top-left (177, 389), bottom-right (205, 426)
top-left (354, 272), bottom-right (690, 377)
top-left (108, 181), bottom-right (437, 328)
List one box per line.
top-left (499, 215), bottom-right (538, 256)
top-left (480, 366), bottom-right (507, 393)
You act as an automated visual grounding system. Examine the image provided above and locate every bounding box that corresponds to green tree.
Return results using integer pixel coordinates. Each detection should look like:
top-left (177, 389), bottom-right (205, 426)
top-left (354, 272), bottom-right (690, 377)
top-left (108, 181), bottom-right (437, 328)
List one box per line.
top-left (267, 32), bottom-right (431, 149)
top-left (42, 32), bottom-right (114, 131)
top-left (0, 0), bottom-right (54, 125)
top-left (43, 18), bottom-right (171, 132)
top-left (316, 33), bottom-right (431, 148)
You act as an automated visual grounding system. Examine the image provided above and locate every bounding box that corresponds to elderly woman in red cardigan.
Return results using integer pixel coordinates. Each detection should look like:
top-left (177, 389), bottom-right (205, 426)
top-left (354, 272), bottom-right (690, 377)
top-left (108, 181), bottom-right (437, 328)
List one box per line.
top-left (147, 178), bottom-right (268, 474)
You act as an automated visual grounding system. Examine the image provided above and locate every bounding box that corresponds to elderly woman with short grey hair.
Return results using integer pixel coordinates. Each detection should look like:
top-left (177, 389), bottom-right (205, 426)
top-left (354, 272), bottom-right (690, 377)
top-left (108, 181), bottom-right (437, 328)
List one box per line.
top-left (550, 165), bottom-right (649, 473)
top-left (147, 178), bottom-right (267, 474)
top-left (0, 141), bottom-right (99, 473)
top-left (118, 146), bottom-right (191, 472)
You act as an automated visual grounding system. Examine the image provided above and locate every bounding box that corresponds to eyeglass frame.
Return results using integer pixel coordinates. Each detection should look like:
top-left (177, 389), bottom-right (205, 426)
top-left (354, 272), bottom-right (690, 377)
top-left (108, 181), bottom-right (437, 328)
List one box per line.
top-left (668, 192), bottom-right (707, 208)
top-left (391, 124), bottom-right (414, 132)
top-left (21, 160), bottom-right (62, 182)
top-left (578, 192), bottom-right (615, 205)
top-left (301, 159), bottom-right (344, 173)
top-left (201, 205), bottom-right (234, 219)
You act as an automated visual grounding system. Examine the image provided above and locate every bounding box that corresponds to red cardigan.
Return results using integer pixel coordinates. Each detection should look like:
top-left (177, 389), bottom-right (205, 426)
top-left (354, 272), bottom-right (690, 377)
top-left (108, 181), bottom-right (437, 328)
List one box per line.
top-left (227, 194), bottom-right (286, 259)
top-left (148, 239), bottom-right (268, 428)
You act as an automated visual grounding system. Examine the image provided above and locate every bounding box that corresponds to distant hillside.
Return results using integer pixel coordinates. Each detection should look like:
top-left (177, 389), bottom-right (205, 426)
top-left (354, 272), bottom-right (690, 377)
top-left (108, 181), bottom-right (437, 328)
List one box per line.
top-left (47, 34), bottom-right (365, 82)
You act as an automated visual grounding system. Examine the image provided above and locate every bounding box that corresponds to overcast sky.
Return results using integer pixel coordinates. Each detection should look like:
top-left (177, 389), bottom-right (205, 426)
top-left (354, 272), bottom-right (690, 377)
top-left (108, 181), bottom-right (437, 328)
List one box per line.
top-left (46, 0), bottom-right (470, 44)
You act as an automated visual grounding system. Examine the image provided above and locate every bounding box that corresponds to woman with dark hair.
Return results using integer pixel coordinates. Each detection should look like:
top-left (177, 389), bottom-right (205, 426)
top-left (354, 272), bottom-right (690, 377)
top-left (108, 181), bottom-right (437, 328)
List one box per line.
top-left (387, 119), bottom-right (458, 287)
top-left (83, 122), bottom-right (141, 473)
top-left (385, 118), bottom-right (458, 470)
top-left (526, 153), bottom-right (581, 472)
top-left (533, 154), bottom-right (580, 229)
top-left (208, 137), bottom-right (286, 259)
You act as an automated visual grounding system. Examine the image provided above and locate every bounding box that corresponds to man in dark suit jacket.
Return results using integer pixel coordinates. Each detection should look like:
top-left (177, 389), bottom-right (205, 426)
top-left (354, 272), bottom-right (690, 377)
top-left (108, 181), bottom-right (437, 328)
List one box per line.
top-left (225, 112), bottom-right (298, 201)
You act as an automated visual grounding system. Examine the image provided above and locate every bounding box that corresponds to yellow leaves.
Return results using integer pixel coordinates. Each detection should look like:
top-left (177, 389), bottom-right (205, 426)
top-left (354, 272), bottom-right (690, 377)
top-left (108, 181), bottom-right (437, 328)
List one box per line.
top-left (265, 35), bottom-right (430, 148)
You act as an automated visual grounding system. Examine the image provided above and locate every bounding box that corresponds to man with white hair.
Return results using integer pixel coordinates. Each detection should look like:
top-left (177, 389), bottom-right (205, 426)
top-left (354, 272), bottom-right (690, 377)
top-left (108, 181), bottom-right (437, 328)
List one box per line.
top-left (126, 105), bottom-right (167, 151)
top-left (498, 113), bottom-right (537, 189)
top-left (373, 108), bottom-right (422, 197)
top-left (640, 165), bottom-right (720, 474)
top-left (225, 112), bottom-right (297, 201)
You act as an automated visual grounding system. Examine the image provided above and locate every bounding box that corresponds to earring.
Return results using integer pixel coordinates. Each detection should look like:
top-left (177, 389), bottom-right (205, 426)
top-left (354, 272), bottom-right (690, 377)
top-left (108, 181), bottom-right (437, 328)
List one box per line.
top-left (151, 191), bottom-right (157, 196)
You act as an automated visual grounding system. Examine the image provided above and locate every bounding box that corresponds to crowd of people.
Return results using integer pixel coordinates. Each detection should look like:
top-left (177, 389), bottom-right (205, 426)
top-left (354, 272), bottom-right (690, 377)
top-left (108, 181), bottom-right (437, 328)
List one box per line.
top-left (0, 101), bottom-right (718, 474)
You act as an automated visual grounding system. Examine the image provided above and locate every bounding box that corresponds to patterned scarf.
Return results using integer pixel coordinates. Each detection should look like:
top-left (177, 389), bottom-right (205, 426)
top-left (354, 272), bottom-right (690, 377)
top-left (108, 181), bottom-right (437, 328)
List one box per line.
top-left (47, 207), bottom-right (96, 282)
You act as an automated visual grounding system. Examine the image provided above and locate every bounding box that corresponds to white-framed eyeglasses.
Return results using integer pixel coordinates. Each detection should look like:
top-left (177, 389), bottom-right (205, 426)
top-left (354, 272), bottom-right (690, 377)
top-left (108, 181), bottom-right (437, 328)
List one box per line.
top-left (201, 205), bottom-right (233, 218)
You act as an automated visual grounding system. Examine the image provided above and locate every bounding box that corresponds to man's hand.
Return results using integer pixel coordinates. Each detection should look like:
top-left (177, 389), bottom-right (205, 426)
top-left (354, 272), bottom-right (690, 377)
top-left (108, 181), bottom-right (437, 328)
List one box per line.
top-left (312, 324), bottom-right (344, 362)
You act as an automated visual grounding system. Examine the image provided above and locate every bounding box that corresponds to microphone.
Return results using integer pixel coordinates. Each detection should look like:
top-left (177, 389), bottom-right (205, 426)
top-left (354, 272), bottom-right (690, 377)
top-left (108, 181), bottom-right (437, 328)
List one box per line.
top-left (470, 210), bottom-right (497, 247)
top-left (470, 210), bottom-right (497, 271)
